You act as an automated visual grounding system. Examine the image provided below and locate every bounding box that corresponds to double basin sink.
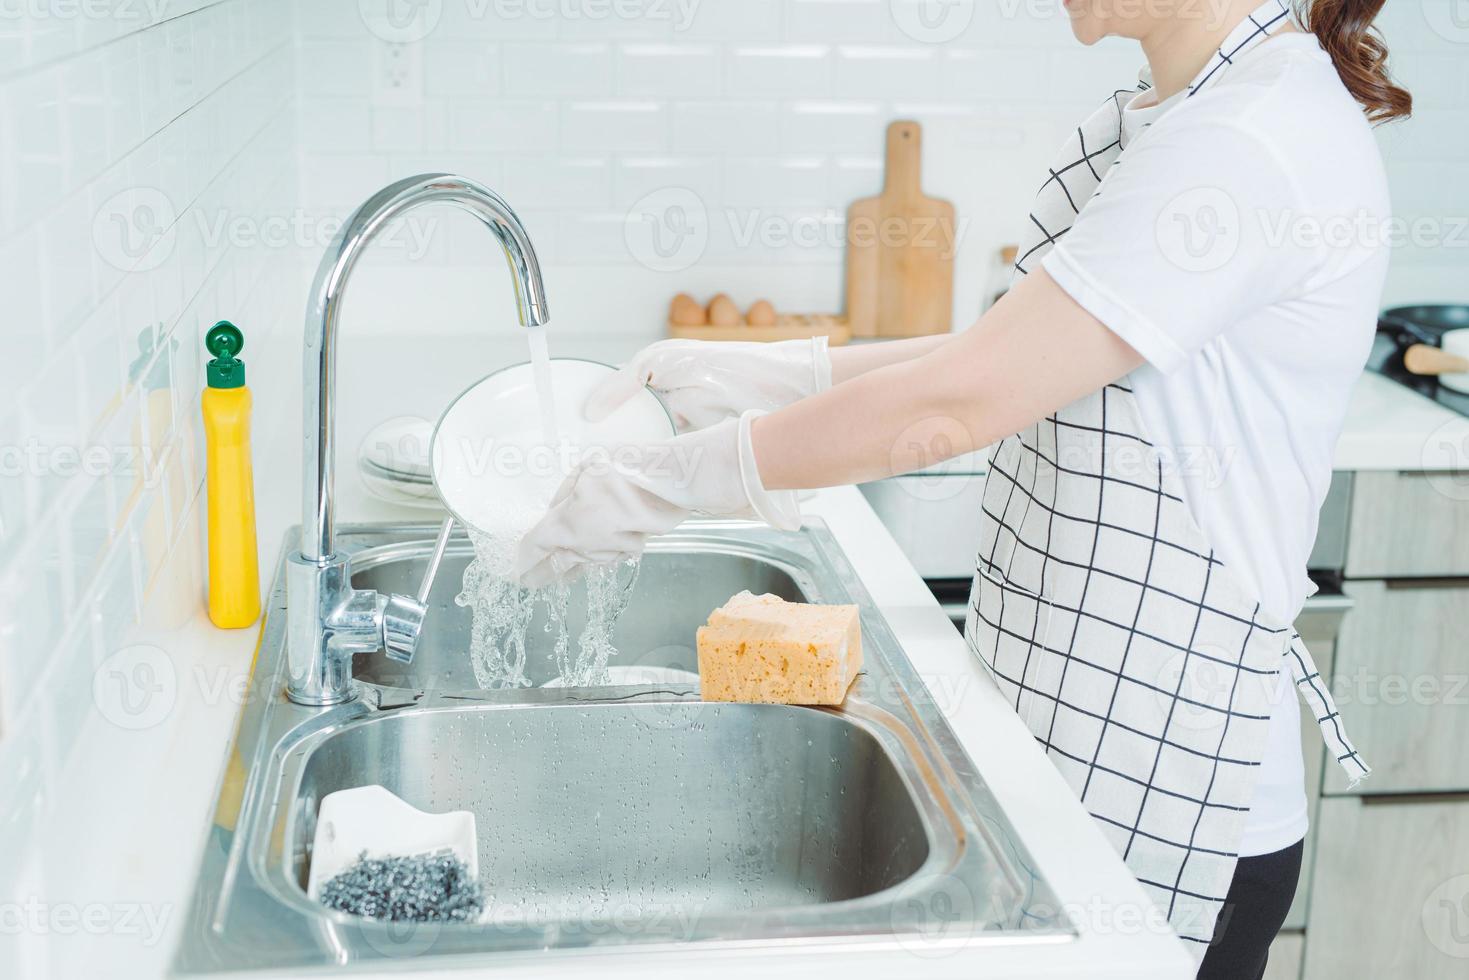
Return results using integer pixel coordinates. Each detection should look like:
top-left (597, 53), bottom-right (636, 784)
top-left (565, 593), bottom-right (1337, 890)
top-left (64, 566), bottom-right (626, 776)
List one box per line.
top-left (173, 520), bottom-right (1070, 972)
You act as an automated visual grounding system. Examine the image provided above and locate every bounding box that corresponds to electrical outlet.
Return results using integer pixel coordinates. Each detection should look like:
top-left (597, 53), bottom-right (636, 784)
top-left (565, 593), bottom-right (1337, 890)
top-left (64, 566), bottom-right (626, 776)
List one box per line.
top-left (372, 39), bottom-right (423, 106)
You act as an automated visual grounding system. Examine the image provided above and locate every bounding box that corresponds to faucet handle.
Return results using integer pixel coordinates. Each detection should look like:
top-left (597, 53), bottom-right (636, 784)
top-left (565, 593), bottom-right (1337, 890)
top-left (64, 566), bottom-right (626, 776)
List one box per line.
top-left (380, 518), bottom-right (455, 664)
top-left (381, 592), bottom-right (428, 664)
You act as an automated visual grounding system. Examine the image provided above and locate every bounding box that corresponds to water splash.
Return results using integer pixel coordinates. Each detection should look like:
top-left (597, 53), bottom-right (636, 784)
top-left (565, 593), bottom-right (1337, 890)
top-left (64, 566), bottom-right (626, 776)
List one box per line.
top-left (455, 524), bottom-right (640, 689)
top-left (451, 323), bottom-right (638, 688)
top-left (562, 559), bottom-right (641, 687)
top-left (456, 532), bottom-right (537, 689)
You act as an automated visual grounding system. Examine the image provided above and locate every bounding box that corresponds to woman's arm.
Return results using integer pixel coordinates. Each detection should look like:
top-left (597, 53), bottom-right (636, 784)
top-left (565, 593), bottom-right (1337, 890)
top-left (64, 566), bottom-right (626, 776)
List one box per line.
top-left (516, 268), bottom-right (1141, 586)
top-left (828, 333), bottom-right (957, 384)
top-left (753, 267), bottom-right (1144, 490)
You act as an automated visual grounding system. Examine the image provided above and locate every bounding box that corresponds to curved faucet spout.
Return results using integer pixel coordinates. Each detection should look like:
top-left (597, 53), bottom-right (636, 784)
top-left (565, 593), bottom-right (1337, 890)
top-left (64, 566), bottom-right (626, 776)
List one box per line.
top-left (286, 174), bottom-right (548, 706)
top-left (302, 173), bottom-right (549, 562)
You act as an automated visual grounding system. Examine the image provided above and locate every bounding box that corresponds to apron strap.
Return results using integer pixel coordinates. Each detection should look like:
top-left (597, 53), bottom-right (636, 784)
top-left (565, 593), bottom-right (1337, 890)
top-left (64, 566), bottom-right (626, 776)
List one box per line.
top-left (1288, 634), bottom-right (1371, 785)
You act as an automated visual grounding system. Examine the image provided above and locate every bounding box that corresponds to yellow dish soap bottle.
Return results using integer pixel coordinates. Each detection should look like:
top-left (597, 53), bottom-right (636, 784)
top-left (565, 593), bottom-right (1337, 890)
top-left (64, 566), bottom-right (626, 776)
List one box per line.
top-left (202, 321), bottom-right (261, 628)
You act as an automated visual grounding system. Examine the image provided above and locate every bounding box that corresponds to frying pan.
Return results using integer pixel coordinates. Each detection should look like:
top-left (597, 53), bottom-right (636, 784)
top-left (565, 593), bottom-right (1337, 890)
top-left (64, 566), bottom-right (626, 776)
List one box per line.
top-left (1379, 304), bottom-right (1469, 352)
top-left (1377, 305), bottom-right (1469, 392)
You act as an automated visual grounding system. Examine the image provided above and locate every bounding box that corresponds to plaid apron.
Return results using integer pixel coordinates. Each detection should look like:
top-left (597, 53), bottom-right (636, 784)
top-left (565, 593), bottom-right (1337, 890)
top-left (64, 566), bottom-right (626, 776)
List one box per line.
top-left (965, 1), bottom-right (1369, 958)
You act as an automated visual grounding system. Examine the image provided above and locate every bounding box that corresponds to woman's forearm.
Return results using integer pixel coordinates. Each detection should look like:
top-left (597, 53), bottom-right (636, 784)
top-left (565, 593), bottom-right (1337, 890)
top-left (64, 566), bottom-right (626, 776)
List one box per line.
top-left (753, 269), bottom-right (1144, 490)
top-left (828, 333), bottom-right (956, 384)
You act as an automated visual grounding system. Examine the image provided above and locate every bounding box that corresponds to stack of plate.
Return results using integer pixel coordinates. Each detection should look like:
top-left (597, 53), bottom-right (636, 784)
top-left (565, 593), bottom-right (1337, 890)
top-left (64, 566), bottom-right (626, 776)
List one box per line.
top-left (357, 416), bottom-right (442, 508)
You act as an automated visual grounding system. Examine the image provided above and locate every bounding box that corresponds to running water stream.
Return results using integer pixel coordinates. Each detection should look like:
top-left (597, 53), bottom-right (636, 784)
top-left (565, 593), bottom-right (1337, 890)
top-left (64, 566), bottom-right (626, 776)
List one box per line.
top-left (452, 324), bottom-right (639, 689)
top-left (525, 324), bottom-right (560, 446)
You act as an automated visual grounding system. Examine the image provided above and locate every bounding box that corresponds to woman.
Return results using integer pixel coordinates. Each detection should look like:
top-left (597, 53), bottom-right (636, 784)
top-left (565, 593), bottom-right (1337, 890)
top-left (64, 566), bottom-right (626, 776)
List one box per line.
top-left (517, 1), bottom-right (1409, 975)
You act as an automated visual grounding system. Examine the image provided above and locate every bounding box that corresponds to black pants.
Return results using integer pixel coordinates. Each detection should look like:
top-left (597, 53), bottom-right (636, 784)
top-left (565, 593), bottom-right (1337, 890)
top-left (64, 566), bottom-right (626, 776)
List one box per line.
top-left (1197, 839), bottom-right (1304, 980)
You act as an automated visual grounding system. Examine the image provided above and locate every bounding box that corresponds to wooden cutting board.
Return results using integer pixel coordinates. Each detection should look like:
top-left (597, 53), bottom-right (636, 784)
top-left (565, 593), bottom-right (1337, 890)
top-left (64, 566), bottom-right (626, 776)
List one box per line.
top-left (845, 121), bottom-right (956, 338)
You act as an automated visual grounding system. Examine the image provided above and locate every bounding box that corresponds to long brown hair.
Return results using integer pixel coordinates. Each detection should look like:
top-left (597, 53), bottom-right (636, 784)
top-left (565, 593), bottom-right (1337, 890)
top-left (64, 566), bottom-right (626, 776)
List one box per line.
top-left (1298, 0), bottom-right (1412, 123)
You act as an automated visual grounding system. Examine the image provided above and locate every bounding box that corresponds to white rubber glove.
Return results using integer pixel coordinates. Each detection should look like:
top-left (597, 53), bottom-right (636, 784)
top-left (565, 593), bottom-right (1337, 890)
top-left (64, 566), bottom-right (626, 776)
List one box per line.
top-left (514, 410), bottom-right (800, 589)
top-left (584, 337), bottom-right (833, 433)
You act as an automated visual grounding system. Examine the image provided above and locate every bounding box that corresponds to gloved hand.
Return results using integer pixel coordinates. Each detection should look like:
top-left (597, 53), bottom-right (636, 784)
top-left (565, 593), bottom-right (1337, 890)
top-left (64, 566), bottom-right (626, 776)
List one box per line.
top-left (584, 337), bottom-right (832, 433)
top-left (514, 410), bottom-right (800, 588)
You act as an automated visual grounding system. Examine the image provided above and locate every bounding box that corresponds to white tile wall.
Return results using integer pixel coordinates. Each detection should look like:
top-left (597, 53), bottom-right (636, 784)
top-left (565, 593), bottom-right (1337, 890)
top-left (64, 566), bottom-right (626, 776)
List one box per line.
top-left (1372, 2), bottom-right (1469, 303)
top-left (289, 1), bottom-right (1468, 337)
top-left (290, 0), bottom-right (1131, 334)
top-left (0, 0), bottom-right (301, 905)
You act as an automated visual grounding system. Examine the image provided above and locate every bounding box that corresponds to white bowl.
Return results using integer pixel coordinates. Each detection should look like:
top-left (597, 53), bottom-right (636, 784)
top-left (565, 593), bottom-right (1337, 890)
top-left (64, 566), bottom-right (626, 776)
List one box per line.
top-left (1442, 328), bottom-right (1469, 395)
top-left (431, 357), bottom-right (674, 535)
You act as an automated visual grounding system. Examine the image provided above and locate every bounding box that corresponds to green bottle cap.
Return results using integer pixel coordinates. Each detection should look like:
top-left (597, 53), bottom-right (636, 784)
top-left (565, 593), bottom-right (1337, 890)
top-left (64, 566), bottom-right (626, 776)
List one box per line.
top-left (205, 321), bottom-right (246, 389)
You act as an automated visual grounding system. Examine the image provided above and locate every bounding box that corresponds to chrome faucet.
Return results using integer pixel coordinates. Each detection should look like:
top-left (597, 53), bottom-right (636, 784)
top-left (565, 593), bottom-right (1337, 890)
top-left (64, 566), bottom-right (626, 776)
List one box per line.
top-left (286, 174), bottom-right (550, 705)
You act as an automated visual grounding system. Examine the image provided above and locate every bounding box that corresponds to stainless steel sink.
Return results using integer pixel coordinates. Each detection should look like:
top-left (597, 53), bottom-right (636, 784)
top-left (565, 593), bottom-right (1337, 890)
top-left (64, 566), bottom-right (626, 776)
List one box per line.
top-left (292, 703), bottom-right (929, 916)
top-left (173, 521), bottom-right (1071, 973)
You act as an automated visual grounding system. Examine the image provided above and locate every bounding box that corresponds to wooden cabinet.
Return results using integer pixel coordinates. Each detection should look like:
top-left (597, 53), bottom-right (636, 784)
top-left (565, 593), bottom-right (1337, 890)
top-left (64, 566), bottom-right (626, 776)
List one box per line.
top-left (1282, 596), bottom-right (1350, 930)
top-left (1265, 459), bottom-right (1469, 975)
top-left (1324, 579), bottom-right (1469, 795)
top-left (1345, 471), bottom-right (1469, 578)
top-left (1302, 796), bottom-right (1469, 979)
top-left (1265, 931), bottom-right (1305, 980)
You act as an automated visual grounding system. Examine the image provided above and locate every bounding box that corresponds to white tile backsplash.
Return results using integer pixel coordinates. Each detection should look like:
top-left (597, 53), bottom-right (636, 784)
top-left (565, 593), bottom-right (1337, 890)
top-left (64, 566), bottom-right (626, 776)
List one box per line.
top-left (779, 100), bottom-right (886, 154)
top-left (785, 0), bottom-right (887, 43)
top-left (423, 41), bottom-right (501, 98)
top-left (0, 0), bottom-right (302, 851)
top-left (437, 0), bottom-right (559, 41)
top-left (726, 44), bottom-right (832, 96)
top-left (831, 45), bottom-right (942, 99)
top-left (667, 99), bottom-right (781, 153)
top-left (297, 37), bottom-right (375, 97)
top-left (284, 2), bottom-right (1468, 324)
top-left (722, 155), bottom-right (829, 207)
top-left (503, 153), bottom-right (613, 207)
top-left (613, 153), bottom-right (722, 205)
top-left (678, 0), bottom-right (782, 41)
top-left (617, 42), bottom-right (720, 97)
top-left (561, 99), bottom-right (668, 151)
top-left (503, 41), bottom-right (614, 96)
top-left (448, 98), bottom-right (559, 151)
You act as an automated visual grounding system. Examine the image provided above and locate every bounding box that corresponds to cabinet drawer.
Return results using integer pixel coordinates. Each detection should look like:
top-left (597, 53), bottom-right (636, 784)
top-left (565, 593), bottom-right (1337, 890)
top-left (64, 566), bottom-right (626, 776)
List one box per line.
top-left (1265, 932), bottom-right (1304, 980)
top-left (1346, 471), bottom-right (1469, 578)
top-left (1325, 581), bottom-right (1469, 795)
top-left (1303, 796), bottom-right (1469, 979)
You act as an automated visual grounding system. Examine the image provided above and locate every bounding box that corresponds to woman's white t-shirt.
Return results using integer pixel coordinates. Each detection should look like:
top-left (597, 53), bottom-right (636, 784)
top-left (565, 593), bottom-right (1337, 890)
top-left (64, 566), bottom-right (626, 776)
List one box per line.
top-left (1042, 32), bottom-right (1390, 856)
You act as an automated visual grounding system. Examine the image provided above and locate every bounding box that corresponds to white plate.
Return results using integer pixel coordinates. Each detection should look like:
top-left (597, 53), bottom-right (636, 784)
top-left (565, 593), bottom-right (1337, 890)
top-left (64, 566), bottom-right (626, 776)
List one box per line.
top-left (355, 417), bottom-right (449, 510)
top-left (542, 665), bottom-right (701, 688)
top-left (431, 358), bottom-right (674, 535)
top-left (1442, 328), bottom-right (1469, 395)
top-left (359, 416), bottom-right (434, 482)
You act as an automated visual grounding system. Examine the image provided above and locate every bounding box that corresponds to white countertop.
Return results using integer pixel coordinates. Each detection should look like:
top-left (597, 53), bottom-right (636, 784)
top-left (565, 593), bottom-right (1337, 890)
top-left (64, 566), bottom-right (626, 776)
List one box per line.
top-left (25, 334), bottom-right (1195, 978)
top-left (1333, 370), bottom-right (1469, 471)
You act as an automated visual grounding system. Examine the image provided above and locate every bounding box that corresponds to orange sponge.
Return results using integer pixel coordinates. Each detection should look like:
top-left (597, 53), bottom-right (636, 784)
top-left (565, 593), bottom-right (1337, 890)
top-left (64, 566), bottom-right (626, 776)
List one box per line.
top-left (696, 591), bottom-right (862, 705)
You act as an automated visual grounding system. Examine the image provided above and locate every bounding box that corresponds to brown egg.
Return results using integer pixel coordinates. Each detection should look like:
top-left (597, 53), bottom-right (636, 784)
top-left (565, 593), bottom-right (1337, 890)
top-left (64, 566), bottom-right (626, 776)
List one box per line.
top-left (669, 292), bottom-right (706, 326)
top-left (746, 299), bottom-right (777, 326)
top-left (707, 293), bottom-right (741, 326)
